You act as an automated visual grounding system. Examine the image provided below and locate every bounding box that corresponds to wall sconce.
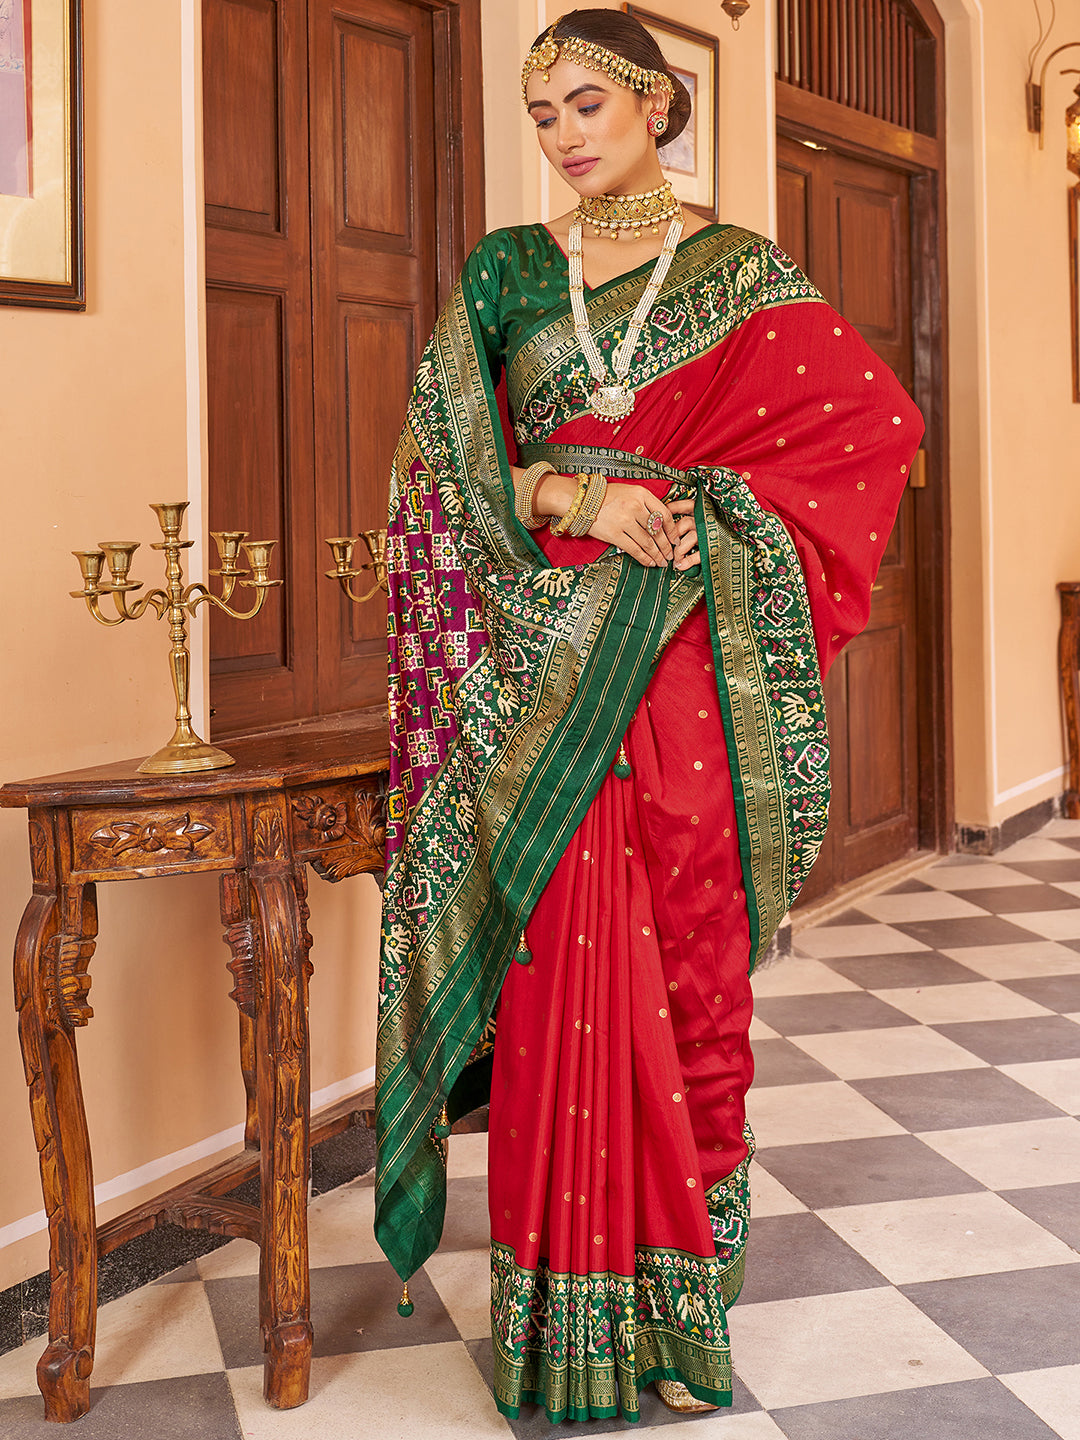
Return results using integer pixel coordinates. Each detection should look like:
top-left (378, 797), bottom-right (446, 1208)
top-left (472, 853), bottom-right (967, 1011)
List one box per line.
top-left (1027, 40), bottom-right (1080, 164)
top-left (721, 0), bottom-right (750, 28)
top-left (1067, 74), bottom-right (1080, 178)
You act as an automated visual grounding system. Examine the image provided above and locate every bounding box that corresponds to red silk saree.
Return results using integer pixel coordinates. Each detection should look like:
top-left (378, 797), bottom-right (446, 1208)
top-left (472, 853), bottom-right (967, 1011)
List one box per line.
top-left (376, 222), bottom-right (922, 1421)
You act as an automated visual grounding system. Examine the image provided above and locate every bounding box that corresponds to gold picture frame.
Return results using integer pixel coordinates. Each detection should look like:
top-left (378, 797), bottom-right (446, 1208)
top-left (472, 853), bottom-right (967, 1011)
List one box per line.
top-left (623, 5), bottom-right (720, 222)
top-left (0, 0), bottom-right (84, 310)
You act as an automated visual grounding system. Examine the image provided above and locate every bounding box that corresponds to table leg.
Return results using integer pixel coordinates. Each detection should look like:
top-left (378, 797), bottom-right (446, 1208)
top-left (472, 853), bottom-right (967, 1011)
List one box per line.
top-left (13, 880), bottom-right (99, 1423)
top-left (250, 864), bottom-right (314, 1408)
top-left (220, 872), bottom-right (260, 1149)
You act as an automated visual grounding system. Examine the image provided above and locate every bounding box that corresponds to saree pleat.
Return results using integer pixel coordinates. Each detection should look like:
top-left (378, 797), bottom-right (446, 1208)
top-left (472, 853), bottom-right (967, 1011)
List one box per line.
top-left (489, 606), bottom-right (755, 1421)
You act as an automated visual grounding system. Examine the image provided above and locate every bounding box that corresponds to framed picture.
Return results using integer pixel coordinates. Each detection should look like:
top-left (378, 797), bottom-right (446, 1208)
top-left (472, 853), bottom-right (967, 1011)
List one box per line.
top-left (622, 5), bottom-right (720, 221)
top-left (1071, 184), bottom-right (1080, 404)
top-left (0, 0), bottom-right (84, 310)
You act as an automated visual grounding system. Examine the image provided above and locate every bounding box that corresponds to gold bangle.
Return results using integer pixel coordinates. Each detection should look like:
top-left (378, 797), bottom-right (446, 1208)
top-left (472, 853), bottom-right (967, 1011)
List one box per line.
top-left (516, 461), bottom-right (557, 529)
top-left (550, 472), bottom-right (591, 536)
top-left (568, 472), bottom-right (608, 536)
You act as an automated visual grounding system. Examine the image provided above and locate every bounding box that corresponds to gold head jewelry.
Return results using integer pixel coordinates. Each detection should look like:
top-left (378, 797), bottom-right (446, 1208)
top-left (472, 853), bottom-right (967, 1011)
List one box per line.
top-left (521, 23), bottom-right (674, 106)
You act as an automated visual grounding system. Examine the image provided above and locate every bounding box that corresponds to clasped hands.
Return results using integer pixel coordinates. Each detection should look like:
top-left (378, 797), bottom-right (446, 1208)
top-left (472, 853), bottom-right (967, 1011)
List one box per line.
top-left (521, 467), bottom-right (701, 572)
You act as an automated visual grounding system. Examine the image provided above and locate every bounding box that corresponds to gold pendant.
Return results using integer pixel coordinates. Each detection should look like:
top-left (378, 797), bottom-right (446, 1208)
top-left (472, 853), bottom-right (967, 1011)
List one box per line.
top-left (588, 384), bottom-right (635, 421)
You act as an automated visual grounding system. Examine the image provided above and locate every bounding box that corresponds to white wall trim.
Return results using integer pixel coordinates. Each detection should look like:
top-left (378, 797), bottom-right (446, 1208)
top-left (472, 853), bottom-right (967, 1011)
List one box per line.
top-left (0, 1065), bottom-right (376, 1254)
top-left (994, 766), bottom-right (1066, 807)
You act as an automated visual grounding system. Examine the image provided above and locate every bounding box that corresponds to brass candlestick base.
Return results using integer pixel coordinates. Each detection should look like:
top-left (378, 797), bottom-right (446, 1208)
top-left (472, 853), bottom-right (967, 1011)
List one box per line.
top-left (71, 502), bottom-right (281, 774)
top-left (324, 530), bottom-right (389, 604)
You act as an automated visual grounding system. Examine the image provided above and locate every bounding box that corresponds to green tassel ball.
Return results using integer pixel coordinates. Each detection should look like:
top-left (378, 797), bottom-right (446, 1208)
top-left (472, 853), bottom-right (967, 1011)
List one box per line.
top-left (614, 759), bottom-right (632, 779)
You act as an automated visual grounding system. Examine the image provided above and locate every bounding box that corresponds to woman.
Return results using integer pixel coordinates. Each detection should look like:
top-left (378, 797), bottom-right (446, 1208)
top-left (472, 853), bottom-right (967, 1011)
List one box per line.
top-left (374, 9), bottom-right (922, 1424)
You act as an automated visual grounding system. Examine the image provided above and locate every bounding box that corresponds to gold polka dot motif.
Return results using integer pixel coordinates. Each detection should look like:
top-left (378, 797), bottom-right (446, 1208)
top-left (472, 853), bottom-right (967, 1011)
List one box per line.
top-left (529, 1231), bottom-right (539, 1242)
top-left (833, 326), bottom-right (842, 336)
top-left (694, 761), bottom-right (703, 770)
top-left (673, 1092), bottom-right (683, 1103)
top-left (797, 365), bottom-right (806, 374)
top-left (808, 500), bottom-right (818, 509)
top-left (823, 403), bottom-right (833, 412)
top-left (659, 1007), bottom-right (668, 1018)
top-left (687, 1178), bottom-right (697, 1188)
top-left (870, 531), bottom-right (878, 541)
top-left (669, 980), bottom-right (678, 992)
top-left (767, 329), bottom-right (776, 339)
top-left (865, 370), bottom-right (874, 379)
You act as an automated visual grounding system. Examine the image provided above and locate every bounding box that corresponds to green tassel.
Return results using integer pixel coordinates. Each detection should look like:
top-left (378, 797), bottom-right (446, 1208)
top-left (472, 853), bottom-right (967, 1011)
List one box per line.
top-left (397, 1282), bottom-right (414, 1318)
top-left (433, 1102), bottom-right (451, 1139)
top-left (614, 740), bottom-right (631, 779)
top-left (515, 929), bottom-right (532, 965)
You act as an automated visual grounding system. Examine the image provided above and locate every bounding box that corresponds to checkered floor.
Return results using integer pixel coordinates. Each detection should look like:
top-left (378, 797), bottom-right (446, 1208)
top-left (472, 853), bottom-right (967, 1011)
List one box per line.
top-left (3, 821), bottom-right (1080, 1439)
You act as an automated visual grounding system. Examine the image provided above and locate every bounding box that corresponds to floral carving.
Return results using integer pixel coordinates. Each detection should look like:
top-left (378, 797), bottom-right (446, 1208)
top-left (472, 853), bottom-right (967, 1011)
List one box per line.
top-left (90, 814), bottom-right (213, 857)
top-left (292, 795), bottom-right (348, 841)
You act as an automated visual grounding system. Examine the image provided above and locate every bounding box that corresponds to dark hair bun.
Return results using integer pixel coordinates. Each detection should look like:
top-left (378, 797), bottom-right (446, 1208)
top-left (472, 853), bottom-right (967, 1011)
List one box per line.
top-left (538, 8), bottom-right (692, 147)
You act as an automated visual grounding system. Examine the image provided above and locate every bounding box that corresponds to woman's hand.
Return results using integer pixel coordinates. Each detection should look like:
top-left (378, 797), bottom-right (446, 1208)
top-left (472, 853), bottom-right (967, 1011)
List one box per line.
top-left (668, 497), bottom-right (701, 572)
top-left (585, 484), bottom-right (679, 567)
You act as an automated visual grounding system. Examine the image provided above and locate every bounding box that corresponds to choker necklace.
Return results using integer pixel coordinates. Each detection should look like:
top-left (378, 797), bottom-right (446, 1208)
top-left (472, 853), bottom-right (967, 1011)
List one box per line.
top-left (569, 209), bottom-right (684, 422)
top-left (574, 182), bottom-right (680, 240)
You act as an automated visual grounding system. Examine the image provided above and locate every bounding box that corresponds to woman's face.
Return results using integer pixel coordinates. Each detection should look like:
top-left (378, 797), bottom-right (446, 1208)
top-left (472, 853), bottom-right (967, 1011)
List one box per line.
top-left (525, 55), bottom-right (667, 198)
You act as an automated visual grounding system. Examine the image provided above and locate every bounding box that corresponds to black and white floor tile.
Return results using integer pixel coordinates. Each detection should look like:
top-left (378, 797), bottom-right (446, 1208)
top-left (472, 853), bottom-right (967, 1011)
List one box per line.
top-left (3, 820), bottom-right (1080, 1439)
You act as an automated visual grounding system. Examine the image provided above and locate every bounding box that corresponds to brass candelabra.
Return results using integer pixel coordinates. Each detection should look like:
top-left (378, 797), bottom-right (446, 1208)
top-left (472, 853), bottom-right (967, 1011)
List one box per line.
top-left (324, 530), bottom-right (389, 603)
top-left (71, 501), bottom-right (281, 774)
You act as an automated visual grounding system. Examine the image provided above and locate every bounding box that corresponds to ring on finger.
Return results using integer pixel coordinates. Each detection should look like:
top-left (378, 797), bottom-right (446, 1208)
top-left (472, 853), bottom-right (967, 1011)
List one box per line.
top-left (646, 510), bottom-right (665, 538)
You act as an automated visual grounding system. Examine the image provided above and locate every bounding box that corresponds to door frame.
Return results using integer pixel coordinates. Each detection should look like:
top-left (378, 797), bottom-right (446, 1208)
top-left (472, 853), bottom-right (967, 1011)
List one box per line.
top-left (775, 0), bottom-right (953, 861)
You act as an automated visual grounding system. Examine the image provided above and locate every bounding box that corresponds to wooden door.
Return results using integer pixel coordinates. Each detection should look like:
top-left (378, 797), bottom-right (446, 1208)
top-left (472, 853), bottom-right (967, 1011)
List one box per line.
top-left (204, 0), bottom-right (480, 735)
top-left (777, 135), bottom-right (920, 896)
top-left (203, 0), bottom-right (318, 733)
top-left (309, 0), bottom-right (439, 713)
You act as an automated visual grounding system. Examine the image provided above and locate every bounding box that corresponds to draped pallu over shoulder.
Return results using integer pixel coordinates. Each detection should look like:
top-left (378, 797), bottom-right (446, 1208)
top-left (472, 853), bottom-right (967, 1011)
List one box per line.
top-left (375, 225), bottom-right (922, 1284)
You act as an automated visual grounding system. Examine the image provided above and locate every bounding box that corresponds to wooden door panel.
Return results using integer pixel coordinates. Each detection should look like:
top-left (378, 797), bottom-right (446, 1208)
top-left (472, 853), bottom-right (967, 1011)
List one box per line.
top-left (203, 0), bottom-right (282, 234)
top-left (340, 24), bottom-right (413, 243)
top-left (777, 162), bottom-right (811, 275)
top-left (845, 628), bottom-right (906, 828)
top-left (836, 187), bottom-right (899, 336)
top-left (206, 287), bottom-right (289, 671)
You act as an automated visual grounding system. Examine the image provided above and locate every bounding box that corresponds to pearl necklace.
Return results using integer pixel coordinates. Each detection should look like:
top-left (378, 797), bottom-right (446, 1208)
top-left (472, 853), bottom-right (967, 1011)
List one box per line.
top-left (568, 211), bottom-right (684, 423)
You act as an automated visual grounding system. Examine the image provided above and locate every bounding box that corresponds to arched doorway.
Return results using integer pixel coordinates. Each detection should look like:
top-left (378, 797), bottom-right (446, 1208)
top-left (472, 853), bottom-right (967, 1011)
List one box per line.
top-left (774, 0), bottom-right (952, 902)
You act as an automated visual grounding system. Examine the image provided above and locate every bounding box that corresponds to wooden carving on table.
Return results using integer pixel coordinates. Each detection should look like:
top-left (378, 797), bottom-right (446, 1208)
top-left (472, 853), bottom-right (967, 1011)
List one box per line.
top-left (2, 716), bottom-right (389, 1423)
top-left (1060, 583), bottom-right (1080, 819)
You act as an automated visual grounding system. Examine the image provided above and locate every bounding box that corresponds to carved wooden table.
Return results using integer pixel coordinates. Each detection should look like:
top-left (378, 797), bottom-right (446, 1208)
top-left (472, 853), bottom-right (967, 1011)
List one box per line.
top-left (0, 714), bottom-right (389, 1422)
